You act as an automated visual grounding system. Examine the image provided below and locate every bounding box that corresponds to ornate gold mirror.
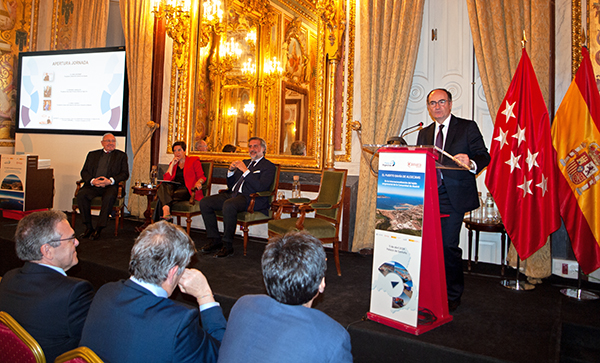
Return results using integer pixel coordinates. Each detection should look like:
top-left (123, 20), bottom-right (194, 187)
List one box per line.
top-left (166, 0), bottom-right (354, 170)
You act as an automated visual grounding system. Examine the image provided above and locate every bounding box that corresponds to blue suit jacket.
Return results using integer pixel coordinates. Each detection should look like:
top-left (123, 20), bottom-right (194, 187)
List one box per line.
top-left (417, 115), bottom-right (490, 213)
top-left (0, 262), bottom-right (94, 362)
top-left (217, 295), bottom-right (353, 363)
top-left (80, 279), bottom-right (226, 363)
top-left (226, 157), bottom-right (276, 213)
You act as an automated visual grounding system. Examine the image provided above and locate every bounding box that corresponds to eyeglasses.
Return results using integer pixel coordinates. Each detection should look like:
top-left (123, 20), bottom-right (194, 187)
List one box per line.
top-left (47, 234), bottom-right (77, 244)
top-left (102, 139), bottom-right (116, 143)
top-left (428, 99), bottom-right (448, 107)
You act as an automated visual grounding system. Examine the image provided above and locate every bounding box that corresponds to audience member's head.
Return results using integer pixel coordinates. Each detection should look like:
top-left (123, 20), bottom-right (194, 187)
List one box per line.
top-left (15, 210), bottom-right (80, 271)
top-left (290, 140), bottom-right (307, 156)
top-left (195, 139), bottom-right (208, 151)
top-left (262, 231), bottom-right (326, 306)
top-left (222, 144), bottom-right (237, 153)
top-left (129, 221), bottom-right (196, 293)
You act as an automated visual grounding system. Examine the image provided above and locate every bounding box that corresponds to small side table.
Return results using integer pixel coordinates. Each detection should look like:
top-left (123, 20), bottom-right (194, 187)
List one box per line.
top-left (463, 218), bottom-right (509, 276)
top-left (271, 199), bottom-right (309, 218)
top-left (132, 186), bottom-right (157, 232)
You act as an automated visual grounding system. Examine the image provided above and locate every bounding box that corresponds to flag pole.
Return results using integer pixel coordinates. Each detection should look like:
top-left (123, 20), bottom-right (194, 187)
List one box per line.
top-left (499, 30), bottom-right (536, 291)
top-left (559, 265), bottom-right (599, 300)
top-left (500, 253), bottom-right (535, 291)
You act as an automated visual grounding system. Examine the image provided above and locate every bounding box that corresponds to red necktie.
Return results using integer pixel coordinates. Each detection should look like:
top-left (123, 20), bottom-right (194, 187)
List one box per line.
top-left (435, 125), bottom-right (444, 187)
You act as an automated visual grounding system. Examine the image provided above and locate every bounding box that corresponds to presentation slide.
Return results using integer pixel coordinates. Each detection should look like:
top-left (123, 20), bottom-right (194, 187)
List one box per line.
top-left (16, 47), bottom-right (127, 135)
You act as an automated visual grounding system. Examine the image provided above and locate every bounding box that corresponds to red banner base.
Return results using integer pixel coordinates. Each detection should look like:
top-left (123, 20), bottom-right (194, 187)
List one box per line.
top-left (367, 311), bottom-right (452, 336)
top-left (2, 209), bottom-right (50, 220)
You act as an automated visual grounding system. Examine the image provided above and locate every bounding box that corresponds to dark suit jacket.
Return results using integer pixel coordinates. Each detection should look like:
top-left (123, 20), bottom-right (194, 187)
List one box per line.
top-left (79, 279), bottom-right (227, 363)
top-left (0, 262), bottom-right (94, 362)
top-left (417, 115), bottom-right (490, 213)
top-left (163, 156), bottom-right (206, 201)
top-left (80, 148), bottom-right (129, 186)
top-left (217, 295), bottom-right (352, 363)
top-left (226, 158), bottom-right (276, 212)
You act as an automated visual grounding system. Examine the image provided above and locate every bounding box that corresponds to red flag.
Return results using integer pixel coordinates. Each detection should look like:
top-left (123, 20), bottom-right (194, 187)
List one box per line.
top-left (485, 48), bottom-right (560, 260)
top-left (552, 47), bottom-right (600, 274)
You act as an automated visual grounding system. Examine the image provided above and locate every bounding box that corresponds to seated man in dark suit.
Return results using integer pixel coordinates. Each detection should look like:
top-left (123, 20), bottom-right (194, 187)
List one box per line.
top-left (76, 133), bottom-right (129, 240)
top-left (0, 210), bottom-right (94, 362)
top-left (217, 231), bottom-right (353, 363)
top-left (79, 221), bottom-right (227, 363)
top-left (200, 137), bottom-right (276, 258)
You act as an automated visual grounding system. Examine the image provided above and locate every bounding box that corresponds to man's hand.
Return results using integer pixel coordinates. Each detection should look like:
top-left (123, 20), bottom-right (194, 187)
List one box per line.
top-left (229, 160), bottom-right (248, 173)
top-left (92, 177), bottom-right (111, 187)
top-left (178, 268), bottom-right (215, 306)
top-left (454, 153), bottom-right (472, 170)
top-left (194, 179), bottom-right (204, 190)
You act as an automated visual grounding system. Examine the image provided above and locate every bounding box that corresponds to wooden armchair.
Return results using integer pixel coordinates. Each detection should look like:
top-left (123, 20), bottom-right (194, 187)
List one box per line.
top-left (169, 161), bottom-right (214, 234)
top-left (150, 161), bottom-right (214, 235)
top-left (268, 168), bottom-right (347, 275)
top-left (0, 311), bottom-right (46, 363)
top-left (216, 164), bottom-right (280, 256)
top-left (72, 180), bottom-right (126, 236)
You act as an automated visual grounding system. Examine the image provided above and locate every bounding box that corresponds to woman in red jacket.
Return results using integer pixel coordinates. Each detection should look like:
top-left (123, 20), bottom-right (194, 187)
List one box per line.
top-left (155, 141), bottom-right (206, 221)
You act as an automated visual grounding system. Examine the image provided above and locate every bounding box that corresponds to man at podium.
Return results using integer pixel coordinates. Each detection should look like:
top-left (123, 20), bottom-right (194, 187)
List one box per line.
top-left (417, 88), bottom-right (490, 312)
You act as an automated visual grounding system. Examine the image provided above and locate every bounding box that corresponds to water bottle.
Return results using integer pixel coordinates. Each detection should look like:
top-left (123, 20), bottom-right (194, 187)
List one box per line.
top-left (150, 165), bottom-right (158, 187)
top-left (291, 175), bottom-right (301, 198)
top-left (484, 193), bottom-right (496, 223)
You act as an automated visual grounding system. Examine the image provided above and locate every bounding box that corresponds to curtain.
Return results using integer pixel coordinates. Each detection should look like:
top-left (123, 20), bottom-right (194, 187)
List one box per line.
top-left (120, 0), bottom-right (154, 217)
top-left (466, 0), bottom-right (551, 278)
top-left (466, 0), bottom-right (550, 119)
top-left (70, 0), bottom-right (110, 48)
top-left (352, 0), bottom-right (425, 252)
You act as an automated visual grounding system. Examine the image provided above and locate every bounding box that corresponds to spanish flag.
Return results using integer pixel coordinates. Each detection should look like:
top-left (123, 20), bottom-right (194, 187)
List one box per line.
top-left (551, 47), bottom-right (600, 274)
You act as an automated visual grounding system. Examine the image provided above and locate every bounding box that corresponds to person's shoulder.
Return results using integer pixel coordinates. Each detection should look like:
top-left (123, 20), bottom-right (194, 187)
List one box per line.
top-left (451, 115), bottom-right (476, 124)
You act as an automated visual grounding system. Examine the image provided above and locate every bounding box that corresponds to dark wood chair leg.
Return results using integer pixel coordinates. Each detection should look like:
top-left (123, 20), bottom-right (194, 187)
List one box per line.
top-left (114, 209), bottom-right (119, 236)
top-left (334, 240), bottom-right (341, 276)
top-left (242, 225), bottom-right (249, 256)
top-left (186, 216), bottom-right (192, 235)
top-left (71, 208), bottom-right (77, 227)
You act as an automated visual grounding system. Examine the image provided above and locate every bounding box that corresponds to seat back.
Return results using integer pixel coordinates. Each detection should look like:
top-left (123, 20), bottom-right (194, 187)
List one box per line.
top-left (266, 164), bottom-right (281, 206)
top-left (200, 161), bottom-right (214, 198)
top-left (315, 168), bottom-right (347, 221)
top-left (0, 311), bottom-right (46, 363)
top-left (54, 347), bottom-right (104, 363)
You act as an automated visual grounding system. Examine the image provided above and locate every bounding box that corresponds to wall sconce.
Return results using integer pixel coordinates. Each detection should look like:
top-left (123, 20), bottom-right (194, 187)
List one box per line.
top-left (227, 106), bottom-right (238, 116)
top-left (219, 37), bottom-right (242, 62)
top-left (243, 101), bottom-right (255, 115)
top-left (153, 0), bottom-right (191, 69)
top-left (245, 29), bottom-right (257, 49)
top-left (264, 56), bottom-right (283, 76)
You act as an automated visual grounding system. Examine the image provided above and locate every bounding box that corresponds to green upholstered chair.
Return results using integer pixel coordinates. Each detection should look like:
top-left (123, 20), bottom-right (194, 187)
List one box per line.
top-left (268, 168), bottom-right (347, 276)
top-left (151, 161), bottom-right (214, 235)
top-left (72, 181), bottom-right (126, 236)
top-left (216, 164), bottom-right (280, 256)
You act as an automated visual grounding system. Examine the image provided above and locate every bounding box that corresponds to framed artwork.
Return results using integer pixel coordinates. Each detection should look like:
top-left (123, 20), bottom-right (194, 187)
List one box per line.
top-left (589, 1), bottom-right (600, 91)
top-left (0, 0), bottom-right (39, 146)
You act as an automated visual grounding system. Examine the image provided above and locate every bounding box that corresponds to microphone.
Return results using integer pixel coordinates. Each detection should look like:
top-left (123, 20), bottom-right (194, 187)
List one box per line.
top-left (400, 122), bottom-right (424, 138)
top-left (387, 122), bottom-right (424, 145)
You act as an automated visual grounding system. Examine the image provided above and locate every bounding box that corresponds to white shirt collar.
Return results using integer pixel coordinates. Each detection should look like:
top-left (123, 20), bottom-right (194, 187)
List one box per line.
top-left (130, 276), bottom-right (169, 298)
top-left (37, 263), bottom-right (66, 276)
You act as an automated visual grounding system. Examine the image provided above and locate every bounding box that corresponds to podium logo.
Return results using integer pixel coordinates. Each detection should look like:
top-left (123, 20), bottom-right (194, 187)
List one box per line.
top-left (407, 162), bottom-right (422, 169)
top-left (381, 160), bottom-right (396, 167)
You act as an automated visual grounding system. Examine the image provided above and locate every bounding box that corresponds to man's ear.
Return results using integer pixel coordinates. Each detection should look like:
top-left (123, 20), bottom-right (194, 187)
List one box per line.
top-left (40, 244), bottom-right (53, 260)
top-left (167, 266), bottom-right (180, 285)
top-left (318, 277), bottom-right (326, 294)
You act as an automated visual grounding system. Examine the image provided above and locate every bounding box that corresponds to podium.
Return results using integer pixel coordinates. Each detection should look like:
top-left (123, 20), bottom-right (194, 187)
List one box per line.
top-left (366, 145), bottom-right (460, 335)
